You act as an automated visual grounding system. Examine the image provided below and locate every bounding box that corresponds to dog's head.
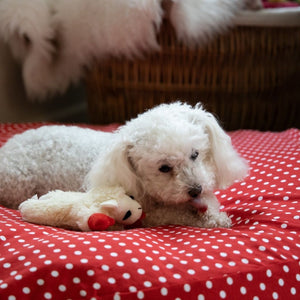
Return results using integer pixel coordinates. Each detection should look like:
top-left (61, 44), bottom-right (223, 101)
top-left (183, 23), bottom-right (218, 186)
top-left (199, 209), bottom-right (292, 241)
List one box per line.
top-left (86, 102), bottom-right (248, 206)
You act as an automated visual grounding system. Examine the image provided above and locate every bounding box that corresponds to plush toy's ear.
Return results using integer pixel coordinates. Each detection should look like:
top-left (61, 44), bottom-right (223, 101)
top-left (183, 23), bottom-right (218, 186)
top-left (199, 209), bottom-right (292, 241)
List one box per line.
top-left (100, 199), bottom-right (118, 209)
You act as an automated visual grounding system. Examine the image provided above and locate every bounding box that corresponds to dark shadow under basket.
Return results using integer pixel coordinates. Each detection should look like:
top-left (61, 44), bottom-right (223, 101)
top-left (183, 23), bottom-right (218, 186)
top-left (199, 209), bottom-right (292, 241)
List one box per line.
top-left (85, 21), bottom-right (300, 131)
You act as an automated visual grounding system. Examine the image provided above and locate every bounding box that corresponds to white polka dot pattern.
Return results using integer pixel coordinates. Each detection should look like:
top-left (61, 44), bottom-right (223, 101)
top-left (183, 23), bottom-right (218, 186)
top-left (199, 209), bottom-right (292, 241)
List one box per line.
top-left (0, 124), bottom-right (300, 300)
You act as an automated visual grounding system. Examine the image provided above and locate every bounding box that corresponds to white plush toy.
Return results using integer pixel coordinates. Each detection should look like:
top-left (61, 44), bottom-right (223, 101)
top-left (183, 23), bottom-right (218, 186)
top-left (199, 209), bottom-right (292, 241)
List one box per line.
top-left (19, 186), bottom-right (144, 231)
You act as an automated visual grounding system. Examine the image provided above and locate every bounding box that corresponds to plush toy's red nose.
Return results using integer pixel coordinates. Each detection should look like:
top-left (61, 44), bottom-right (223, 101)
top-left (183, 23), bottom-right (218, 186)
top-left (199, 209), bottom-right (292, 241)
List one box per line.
top-left (88, 213), bottom-right (115, 231)
top-left (140, 212), bottom-right (146, 220)
top-left (124, 212), bottom-right (146, 230)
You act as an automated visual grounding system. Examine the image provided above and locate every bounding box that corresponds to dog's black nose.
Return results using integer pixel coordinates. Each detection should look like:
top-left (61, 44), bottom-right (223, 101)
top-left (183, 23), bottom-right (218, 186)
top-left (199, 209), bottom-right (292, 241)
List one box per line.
top-left (188, 185), bottom-right (202, 198)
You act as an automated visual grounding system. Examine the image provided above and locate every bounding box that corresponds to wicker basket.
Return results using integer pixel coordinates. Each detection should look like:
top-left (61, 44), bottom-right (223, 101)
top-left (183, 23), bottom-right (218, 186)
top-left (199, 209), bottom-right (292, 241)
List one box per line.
top-left (85, 18), bottom-right (300, 131)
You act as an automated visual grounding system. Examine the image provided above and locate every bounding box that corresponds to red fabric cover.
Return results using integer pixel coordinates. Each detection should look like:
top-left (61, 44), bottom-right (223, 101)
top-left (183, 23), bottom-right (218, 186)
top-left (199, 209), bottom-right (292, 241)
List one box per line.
top-left (263, 0), bottom-right (300, 8)
top-left (0, 123), bottom-right (299, 300)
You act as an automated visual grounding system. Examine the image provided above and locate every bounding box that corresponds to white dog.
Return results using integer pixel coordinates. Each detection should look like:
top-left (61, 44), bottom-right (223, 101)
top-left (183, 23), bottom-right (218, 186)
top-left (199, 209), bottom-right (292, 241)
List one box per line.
top-left (0, 102), bottom-right (248, 228)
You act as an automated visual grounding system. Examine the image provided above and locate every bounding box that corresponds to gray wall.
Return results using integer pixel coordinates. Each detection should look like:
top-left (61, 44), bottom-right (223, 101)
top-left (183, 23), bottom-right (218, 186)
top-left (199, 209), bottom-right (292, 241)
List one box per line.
top-left (0, 41), bottom-right (88, 123)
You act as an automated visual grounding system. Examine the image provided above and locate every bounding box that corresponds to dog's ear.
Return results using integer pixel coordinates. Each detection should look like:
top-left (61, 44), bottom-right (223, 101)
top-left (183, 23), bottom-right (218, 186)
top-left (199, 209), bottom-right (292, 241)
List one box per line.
top-left (204, 111), bottom-right (249, 189)
top-left (84, 137), bottom-right (139, 194)
top-left (190, 104), bottom-right (249, 189)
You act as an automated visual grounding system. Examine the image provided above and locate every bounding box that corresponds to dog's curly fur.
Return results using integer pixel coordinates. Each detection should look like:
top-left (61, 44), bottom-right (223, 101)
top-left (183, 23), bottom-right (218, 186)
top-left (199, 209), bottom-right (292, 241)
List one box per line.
top-left (0, 125), bottom-right (111, 209)
top-left (0, 102), bottom-right (248, 228)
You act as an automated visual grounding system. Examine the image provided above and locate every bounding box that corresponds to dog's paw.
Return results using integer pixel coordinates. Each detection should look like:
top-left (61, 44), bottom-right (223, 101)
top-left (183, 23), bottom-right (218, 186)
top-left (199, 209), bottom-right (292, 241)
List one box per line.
top-left (198, 211), bottom-right (232, 228)
top-left (215, 211), bottom-right (232, 228)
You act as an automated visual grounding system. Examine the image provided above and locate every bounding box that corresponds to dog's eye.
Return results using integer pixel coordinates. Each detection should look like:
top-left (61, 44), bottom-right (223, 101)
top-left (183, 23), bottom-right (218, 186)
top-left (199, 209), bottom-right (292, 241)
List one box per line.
top-left (159, 165), bottom-right (172, 173)
top-left (129, 195), bottom-right (135, 200)
top-left (190, 151), bottom-right (199, 161)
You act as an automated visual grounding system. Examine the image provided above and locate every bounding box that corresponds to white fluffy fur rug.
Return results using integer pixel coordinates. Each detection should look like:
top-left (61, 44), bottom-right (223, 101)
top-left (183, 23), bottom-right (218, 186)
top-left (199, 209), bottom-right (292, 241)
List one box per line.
top-left (0, 0), bottom-right (244, 99)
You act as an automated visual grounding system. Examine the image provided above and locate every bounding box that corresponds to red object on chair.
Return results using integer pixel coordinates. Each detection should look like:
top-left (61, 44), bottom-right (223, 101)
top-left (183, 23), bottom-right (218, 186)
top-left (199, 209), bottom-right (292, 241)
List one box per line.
top-left (263, 0), bottom-right (300, 8)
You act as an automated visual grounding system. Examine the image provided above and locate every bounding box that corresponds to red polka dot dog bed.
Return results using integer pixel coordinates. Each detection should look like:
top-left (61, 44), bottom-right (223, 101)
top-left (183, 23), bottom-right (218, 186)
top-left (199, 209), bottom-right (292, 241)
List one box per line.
top-left (0, 123), bottom-right (299, 300)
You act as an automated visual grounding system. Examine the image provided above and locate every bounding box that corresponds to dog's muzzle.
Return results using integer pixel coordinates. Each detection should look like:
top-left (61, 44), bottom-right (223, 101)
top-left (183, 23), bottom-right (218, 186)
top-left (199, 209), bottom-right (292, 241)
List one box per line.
top-left (188, 185), bottom-right (207, 211)
top-left (188, 185), bottom-right (202, 198)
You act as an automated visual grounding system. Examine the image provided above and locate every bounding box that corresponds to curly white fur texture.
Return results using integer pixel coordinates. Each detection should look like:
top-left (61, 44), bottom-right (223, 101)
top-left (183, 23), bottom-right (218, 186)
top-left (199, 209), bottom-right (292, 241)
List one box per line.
top-left (86, 102), bottom-right (249, 228)
top-left (0, 102), bottom-right (248, 228)
top-left (0, 126), bottom-right (112, 209)
top-left (0, 0), bottom-right (248, 99)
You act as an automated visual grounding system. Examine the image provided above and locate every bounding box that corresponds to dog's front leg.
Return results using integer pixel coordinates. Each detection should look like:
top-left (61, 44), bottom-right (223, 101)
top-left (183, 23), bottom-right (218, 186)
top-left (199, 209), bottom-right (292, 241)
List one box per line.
top-left (193, 192), bottom-right (232, 228)
top-left (143, 204), bottom-right (200, 227)
top-left (197, 210), bottom-right (232, 228)
top-left (143, 200), bottom-right (231, 228)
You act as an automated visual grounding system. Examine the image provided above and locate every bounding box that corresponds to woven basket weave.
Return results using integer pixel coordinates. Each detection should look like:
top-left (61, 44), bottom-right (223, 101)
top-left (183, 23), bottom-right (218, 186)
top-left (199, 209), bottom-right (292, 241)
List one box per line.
top-left (85, 20), bottom-right (300, 130)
